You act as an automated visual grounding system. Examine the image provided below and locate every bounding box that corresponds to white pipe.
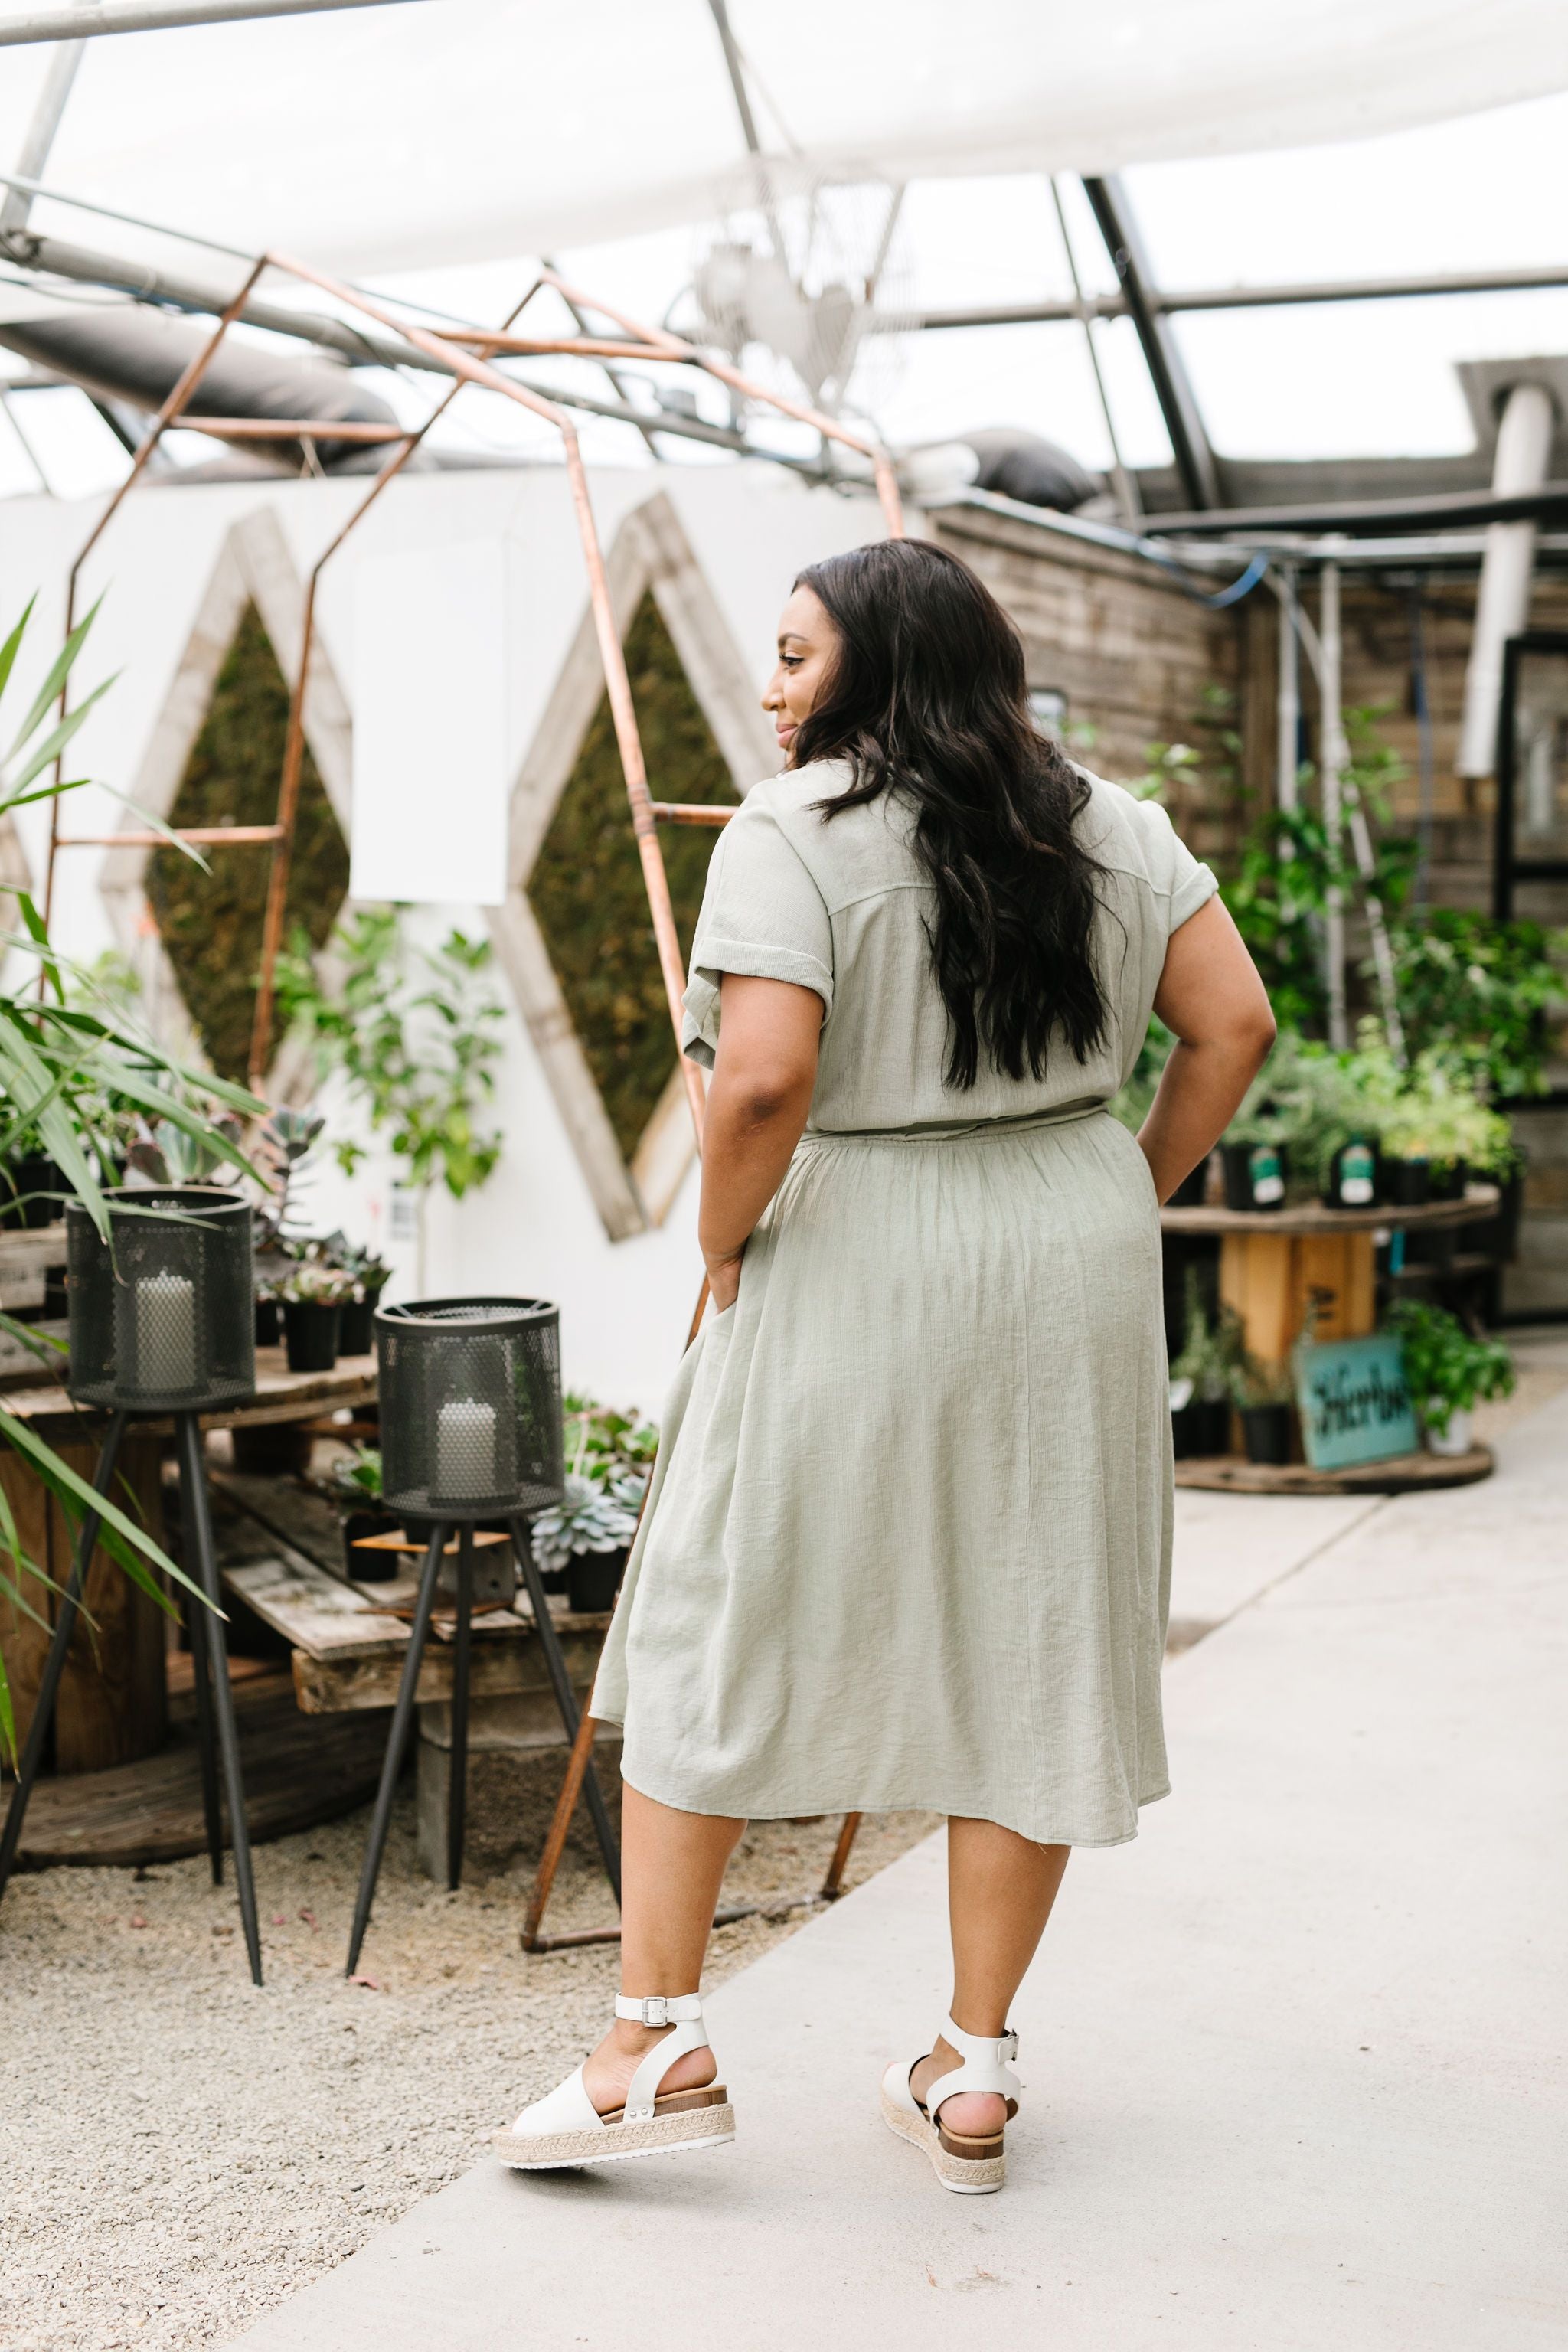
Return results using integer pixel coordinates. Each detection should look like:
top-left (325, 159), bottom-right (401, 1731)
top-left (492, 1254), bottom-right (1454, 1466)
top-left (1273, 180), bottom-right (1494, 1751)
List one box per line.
top-left (0, 18), bottom-right (84, 234)
top-left (1456, 381), bottom-right (1555, 776)
top-left (1276, 562), bottom-right (1300, 813)
top-left (1318, 555), bottom-right (1348, 1050)
top-left (0, 0), bottom-right (419, 43)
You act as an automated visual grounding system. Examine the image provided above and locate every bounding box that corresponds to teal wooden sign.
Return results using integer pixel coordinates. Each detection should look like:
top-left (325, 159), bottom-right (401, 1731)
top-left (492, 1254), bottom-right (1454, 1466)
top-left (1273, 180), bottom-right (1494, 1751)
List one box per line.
top-left (1295, 1334), bottom-right (1419, 1469)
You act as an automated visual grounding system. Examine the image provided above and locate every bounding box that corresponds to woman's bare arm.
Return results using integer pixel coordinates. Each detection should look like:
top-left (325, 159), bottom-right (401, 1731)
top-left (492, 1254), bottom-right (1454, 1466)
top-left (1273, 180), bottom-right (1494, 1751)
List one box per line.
top-left (1138, 896), bottom-right (1276, 1204)
top-left (697, 972), bottom-right (823, 1308)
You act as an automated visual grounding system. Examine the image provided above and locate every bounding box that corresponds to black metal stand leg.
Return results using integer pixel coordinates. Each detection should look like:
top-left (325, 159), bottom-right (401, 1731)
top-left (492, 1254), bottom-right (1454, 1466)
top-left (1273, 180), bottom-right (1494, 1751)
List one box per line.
top-left (509, 1517), bottom-right (622, 1906)
top-left (176, 1413), bottom-right (263, 1988)
top-left (0, 1411), bottom-right (128, 1903)
top-left (446, 1525), bottom-right (474, 1892)
top-left (345, 1522), bottom-right (446, 1975)
top-left (185, 1577), bottom-right (224, 1886)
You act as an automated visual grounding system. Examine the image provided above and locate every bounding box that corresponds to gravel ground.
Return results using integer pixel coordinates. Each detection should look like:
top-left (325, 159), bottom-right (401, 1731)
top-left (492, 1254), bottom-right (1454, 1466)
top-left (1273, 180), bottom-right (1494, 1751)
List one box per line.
top-left (2, 1788), bottom-right (936, 2352)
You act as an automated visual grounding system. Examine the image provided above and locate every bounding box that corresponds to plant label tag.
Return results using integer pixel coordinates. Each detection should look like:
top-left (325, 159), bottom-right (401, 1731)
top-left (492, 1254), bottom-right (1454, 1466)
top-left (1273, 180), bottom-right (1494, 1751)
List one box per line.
top-left (1249, 1145), bottom-right (1284, 1204)
top-left (1338, 1142), bottom-right (1376, 1206)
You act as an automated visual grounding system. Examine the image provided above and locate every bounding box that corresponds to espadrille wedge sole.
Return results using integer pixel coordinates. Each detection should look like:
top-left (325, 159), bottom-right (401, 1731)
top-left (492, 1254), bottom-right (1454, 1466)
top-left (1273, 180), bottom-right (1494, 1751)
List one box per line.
top-left (495, 2084), bottom-right (735, 2170)
top-left (880, 2017), bottom-right (1021, 2197)
top-left (495, 1993), bottom-right (736, 2174)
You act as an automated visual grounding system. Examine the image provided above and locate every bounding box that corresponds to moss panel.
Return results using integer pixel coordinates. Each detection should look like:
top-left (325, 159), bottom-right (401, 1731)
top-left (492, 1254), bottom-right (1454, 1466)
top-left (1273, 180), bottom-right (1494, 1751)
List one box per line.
top-left (146, 604), bottom-right (349, 1083)
top-left (529, 591), bottom-right (738, 1161)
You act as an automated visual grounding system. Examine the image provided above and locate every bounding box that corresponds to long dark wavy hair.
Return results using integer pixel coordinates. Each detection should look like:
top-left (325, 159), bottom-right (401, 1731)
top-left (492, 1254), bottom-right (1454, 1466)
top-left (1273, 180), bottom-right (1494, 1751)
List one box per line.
top-left (789, 537), bottom-right (1108, 1090)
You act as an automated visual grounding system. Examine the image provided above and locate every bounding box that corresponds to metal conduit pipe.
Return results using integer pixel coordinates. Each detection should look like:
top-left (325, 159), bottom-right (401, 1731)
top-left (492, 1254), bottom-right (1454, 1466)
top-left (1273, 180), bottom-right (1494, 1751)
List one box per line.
top-left (1456, 381), bottom-right (1557, 778)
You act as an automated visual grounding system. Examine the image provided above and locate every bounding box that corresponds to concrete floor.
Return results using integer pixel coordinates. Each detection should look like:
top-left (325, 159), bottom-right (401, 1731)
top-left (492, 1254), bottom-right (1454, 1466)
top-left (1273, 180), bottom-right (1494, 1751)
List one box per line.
top-left (227, 1359), bottom-right (1568, 2352)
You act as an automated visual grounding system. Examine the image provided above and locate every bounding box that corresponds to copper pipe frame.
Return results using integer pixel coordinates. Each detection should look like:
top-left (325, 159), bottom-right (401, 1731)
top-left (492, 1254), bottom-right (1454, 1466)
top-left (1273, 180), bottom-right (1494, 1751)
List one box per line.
top-left (41, 249), bottom-right (900, 1925)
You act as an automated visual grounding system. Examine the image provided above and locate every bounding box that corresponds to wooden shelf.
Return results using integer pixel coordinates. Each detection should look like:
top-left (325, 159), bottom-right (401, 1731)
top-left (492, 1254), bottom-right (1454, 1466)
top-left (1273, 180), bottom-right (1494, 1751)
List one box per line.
top-left (1174, 1444), bottom-right (1494, 1494)
top-left (1161, 1185), bottom-right (1499, 1238)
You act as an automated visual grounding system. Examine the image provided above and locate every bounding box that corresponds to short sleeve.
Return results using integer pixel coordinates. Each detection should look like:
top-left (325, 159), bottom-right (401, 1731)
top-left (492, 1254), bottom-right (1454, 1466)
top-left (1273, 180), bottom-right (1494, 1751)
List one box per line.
top-left (1131, 794), bottom-right (1219, 937)
top-left (680, 792), bottom-right (835, 1069)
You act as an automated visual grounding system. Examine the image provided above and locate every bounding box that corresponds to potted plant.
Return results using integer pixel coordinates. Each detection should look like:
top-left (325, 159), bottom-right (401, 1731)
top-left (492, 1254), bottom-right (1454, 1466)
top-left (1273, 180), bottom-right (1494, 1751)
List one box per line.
top-left (1386, 1300), bottom-right (1514, 1456)
top-left (1231, 1351), bottom-right (1296, 1465)
top-left (329, 1445), bottom-right (401, 1581)
top-left (1169, 1273), bottom-right (1246, 1456)
top-left (277, 1260), bottom-right (351, 1373)
top-left (530, 1392), bottom-right (658, 1609)
top-left (1383, 1057), bottom-right (1513, 1263)
top-left (322, 1237), bottom-right (391, 1355)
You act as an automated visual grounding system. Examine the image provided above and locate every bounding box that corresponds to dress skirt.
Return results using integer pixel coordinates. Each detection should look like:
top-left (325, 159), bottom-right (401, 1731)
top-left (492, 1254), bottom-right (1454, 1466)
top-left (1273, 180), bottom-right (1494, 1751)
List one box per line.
top-left (591, 1105), bottom-right (1174, 1848)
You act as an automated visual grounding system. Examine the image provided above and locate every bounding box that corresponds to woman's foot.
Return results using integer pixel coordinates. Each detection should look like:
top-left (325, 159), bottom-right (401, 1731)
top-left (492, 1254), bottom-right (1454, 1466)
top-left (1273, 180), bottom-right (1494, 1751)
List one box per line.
top-left (582, 2012), bottom-right (718, 2115)
top-left (909, 2036), bottom-right (1007, 2140)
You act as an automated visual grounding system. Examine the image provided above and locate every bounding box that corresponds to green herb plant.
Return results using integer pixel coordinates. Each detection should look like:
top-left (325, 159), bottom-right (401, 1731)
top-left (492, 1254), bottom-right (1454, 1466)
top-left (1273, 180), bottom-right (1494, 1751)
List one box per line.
top-left (1386, 1301), bottom-right (1514, 1439)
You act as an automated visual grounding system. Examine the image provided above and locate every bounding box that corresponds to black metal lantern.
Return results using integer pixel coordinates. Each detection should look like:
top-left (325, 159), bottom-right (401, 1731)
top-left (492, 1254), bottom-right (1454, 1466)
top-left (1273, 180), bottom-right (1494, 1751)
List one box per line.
top-left (66, 1187), bottom-right (255, 1411)
top-left (345, 1295), bottom-right (610, 1972)
top-left (4, 1187), bottom-right (267, 1984)
top-left (374, 1295), bottom-right (564, 1521)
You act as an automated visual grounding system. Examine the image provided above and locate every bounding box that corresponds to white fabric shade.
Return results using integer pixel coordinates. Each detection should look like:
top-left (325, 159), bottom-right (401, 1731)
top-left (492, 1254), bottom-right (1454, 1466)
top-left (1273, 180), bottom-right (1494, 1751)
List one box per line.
top-left (2, 0), bottom-right (1566, 276)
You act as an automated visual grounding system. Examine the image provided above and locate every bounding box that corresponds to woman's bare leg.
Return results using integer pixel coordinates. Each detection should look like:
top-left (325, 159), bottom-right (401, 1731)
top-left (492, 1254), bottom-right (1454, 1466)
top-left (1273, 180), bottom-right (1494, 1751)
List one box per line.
top-left (908, 1818), bottom-right (1070, 2138)
top-left (580, 1782), bottom-right (746, 2113)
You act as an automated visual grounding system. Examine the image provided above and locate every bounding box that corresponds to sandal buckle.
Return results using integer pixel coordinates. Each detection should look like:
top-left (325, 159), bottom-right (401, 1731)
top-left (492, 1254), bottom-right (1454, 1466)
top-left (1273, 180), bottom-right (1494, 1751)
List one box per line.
top-left (1001, 2030), bottom-right (1019, 2061)
top-left (639, 1997), bottom-right (669, 2028)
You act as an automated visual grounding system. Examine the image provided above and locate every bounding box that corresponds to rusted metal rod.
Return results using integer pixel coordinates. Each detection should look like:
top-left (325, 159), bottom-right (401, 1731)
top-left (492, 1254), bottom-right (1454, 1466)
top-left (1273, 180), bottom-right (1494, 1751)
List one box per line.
top-left (54, 824), bottom-right (283, 848)
top-left (652, 802), bottom-right (736, 828)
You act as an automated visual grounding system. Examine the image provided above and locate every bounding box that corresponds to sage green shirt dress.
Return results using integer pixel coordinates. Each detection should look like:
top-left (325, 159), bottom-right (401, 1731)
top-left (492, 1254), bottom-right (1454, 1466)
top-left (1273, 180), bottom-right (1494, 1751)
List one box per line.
top-left (592, 761), bottom-right (1217, 1847)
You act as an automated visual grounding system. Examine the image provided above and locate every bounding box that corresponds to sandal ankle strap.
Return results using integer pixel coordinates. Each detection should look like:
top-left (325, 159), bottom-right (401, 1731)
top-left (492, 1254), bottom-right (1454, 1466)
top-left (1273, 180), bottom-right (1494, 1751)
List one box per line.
top-left (922, 2015), bottom-right (1022, 2125)
top-left (613, 1993), bottom-right (704, 2027)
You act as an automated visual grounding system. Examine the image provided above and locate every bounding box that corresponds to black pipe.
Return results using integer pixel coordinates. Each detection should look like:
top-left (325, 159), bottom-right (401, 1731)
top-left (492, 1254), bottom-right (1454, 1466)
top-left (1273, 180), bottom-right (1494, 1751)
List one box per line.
top-left (1144, 485), bottom-right (1568, 537)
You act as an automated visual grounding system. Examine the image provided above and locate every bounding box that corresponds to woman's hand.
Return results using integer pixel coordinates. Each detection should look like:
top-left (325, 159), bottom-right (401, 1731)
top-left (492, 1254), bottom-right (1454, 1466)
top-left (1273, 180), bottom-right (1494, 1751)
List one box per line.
top-left (705, 1250), bottom-right (745, 1313)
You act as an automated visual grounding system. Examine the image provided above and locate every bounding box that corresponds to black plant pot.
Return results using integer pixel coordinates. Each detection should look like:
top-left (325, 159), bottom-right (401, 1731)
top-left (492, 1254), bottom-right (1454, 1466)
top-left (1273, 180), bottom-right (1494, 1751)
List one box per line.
top-left (1430, 1159), bottom-right (1468, 1202)
top-left (1221, 1141), bottom-right (1287, 1213)
top-left (1382, 1155), bottom-right (1431, 1208)
top-left (1325, 1137), bottom-right (1380, 1211)
top-left (2, 1153), bottom-right (63, 1229)
top-left (1168, 1157), bottom-right (1210, 1208)
top-left (567, 1545), bottom-right (629, 1614)
top-left (254, 1297), bottom-right (281, 1347)
top-left (1172, 1396), bottom-right (1231, 1458)
top-left (341, 1506), bottom-right (402, 1582)
top-left (282, 1298), bottom-right (341, 1374)
top-left (1406, 1223), bottom-right (1459, 1272)
top-left (1242, 1403), bottom-right (1293, 1466)
top-left (338, 1284), bottom-right (385, 1358)
top-left (230, 1421), bottom-right (313, 1476)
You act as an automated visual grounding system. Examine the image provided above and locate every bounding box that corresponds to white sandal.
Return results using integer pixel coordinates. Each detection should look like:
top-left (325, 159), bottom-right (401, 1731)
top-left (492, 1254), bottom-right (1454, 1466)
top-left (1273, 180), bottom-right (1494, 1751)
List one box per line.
top-left (493, 1994), bottom-right (736, 2171)
top-left (880, 2017), bottom-right (1021, 2194)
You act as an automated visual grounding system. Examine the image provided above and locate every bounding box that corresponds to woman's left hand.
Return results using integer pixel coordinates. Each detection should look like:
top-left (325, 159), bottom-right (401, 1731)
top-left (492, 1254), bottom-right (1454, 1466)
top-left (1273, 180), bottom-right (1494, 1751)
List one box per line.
top-left (706, 1250), bottom-right (744, 1313)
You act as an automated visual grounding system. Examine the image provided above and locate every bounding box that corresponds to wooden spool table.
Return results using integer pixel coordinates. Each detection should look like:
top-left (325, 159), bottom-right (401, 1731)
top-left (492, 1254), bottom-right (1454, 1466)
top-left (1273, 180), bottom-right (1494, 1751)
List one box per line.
top-left (1159, 1186), bottom-right (1500, 1495)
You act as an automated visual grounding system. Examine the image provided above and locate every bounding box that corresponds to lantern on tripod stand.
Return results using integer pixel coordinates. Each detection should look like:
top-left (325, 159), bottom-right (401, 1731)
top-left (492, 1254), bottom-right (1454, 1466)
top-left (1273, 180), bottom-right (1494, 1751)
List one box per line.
top-left (0, 1190), bottom-right (263, 1980)
top-left (346, 1298), bottom-right (618, 1974)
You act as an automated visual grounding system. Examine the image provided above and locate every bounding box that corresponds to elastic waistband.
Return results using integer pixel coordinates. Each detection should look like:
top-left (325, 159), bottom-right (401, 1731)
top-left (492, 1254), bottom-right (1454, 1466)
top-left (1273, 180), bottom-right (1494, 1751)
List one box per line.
top-left (798, 1102), bottom-right (1109, 1148)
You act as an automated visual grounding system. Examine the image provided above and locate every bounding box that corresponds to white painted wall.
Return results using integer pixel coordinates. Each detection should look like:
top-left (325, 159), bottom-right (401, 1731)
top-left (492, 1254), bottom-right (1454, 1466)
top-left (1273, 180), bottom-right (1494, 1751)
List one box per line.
top-left (0, 462), bottom-right (893, 1419)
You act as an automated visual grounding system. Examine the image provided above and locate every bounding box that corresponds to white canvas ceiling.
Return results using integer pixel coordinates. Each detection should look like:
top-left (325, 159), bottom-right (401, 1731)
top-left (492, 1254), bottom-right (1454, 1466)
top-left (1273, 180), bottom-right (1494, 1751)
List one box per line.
top-left (2, 0), bottom-right (1566, 276)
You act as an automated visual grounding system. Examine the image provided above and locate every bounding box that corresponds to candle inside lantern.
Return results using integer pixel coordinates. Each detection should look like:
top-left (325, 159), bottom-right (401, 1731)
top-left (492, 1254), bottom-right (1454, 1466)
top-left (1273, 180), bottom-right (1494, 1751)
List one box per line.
top-left (436, 1396), bottom-right (498, 1500)
top-left (136, 1269), bottom-right (198, 1393)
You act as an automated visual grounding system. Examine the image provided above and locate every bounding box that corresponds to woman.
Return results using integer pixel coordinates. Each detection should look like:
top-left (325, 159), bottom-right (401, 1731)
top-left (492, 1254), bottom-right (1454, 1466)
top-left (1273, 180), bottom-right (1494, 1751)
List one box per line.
top-left (497, 538), bottom-right (1274, 2192)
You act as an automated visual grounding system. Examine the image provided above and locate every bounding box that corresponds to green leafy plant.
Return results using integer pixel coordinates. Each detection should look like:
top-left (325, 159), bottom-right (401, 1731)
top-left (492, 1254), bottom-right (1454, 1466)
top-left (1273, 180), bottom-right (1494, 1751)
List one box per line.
top-left (529, 1390), bottom-right (658, 1571)
top-left (1170, 1270), bottom-right (1247, 1405)
top-left (275, 908), bottom-right (505, 1200)
top-left (1377, 1050), bottom-right (1514, 1175)
top-left (1386, 1301), bottom-right (1514, 1439)
top-left (1389, 910), bottom-right (1567, 1100)
top-left (1231, 1348), bottom-right (1296, 1411)
top-left (276, 1259), bottom-right (353, 1307)
top-left (330, 1445), bottom-right (384, 1504)
top-left (0, 599), bottom-right (266, 1759)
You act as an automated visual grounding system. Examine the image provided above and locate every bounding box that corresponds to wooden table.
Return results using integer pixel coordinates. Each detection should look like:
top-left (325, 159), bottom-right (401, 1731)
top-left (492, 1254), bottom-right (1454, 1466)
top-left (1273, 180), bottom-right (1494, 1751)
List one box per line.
top-left (1160, 1187), bottom-right (1500, 1494)
top-left (1161, 1187), bottom-right (1499, 1365)
top-left (226, 1547), bottom-right (613, 1882)
top-left (0, 1345), bottom-right (379, 1775)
